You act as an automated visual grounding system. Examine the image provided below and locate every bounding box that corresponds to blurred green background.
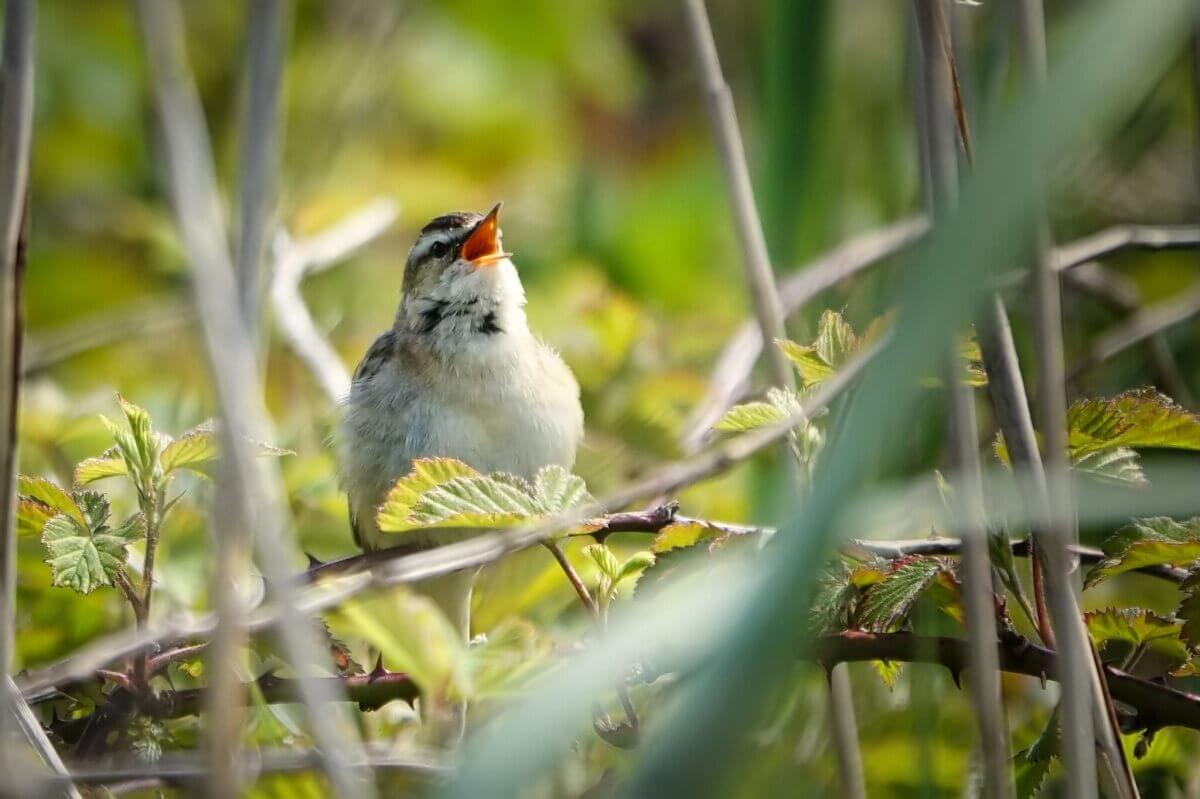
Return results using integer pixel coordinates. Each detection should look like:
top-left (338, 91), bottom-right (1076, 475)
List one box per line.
top-left (14, 1), bottom-right (1200, 796)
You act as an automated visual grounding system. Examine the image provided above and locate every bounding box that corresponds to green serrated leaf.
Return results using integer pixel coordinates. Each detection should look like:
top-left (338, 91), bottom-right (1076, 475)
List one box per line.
top-left (40, 512), bottom-right (133, 595)
top-left (809, 563), bottom-right (857, 636)
top-left (857, 557), bottom-right (946, 632)
top-left (377, 458), bottom-right (591, 535)
top-left (376, 458), bottom-right (480, 531)
top-left (1069, 389), bottom-right (1200, 456)
top-left (73, 457), bottom-right (128, 486)
top-left (534, 465), bottom-right (592, 513)
top-left (1083, 517), bottom-right (1200, 588)
top-left (1085, 607), bottom-right (1187, 678)
top-left (17, 476), bottom-right (87, 531)
top-left (583, 544), bottom-right (621, 579)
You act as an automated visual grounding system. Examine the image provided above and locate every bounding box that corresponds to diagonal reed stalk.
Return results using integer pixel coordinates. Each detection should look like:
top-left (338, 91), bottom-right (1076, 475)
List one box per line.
top-left (911, 2), bottom-right (1013, 797)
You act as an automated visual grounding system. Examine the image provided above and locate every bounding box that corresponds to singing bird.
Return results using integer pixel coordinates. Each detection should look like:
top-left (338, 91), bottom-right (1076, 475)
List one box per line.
top-left (338, 204), bottom-right (584, 641)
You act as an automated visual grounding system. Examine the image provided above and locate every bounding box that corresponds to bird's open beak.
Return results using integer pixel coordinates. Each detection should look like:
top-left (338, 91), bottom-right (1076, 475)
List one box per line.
top-left (460, 203), bottom-right (511, 267)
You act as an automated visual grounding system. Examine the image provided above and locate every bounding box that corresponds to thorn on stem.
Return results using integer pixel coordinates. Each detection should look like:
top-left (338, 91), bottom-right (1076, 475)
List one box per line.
top-left (369, 654), bottom-right (388, 682)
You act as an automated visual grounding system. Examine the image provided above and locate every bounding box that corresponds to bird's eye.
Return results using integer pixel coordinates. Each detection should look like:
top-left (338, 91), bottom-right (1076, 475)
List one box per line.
top-left (429, 240), bottom-right (449, 259)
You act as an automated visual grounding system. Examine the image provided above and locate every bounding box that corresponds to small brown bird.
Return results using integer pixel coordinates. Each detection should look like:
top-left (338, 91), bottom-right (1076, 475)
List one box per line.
top-left (338, 204), bottom-right (584, 639)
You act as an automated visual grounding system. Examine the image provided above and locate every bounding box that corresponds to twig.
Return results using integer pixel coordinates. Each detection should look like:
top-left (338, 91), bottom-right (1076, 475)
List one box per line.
top-left (1070, 284), bottom-right (1200, 381)
top-left (270, 198), bottom-right (398, 404)
top-left (682, 0), bottom-right (793, 392)
top-left (132, 3), bottom-right (373, 798)
top-left (0, 0), bottom-right (33, 792)
top-left (812, 631), bottom-right (1200, 734)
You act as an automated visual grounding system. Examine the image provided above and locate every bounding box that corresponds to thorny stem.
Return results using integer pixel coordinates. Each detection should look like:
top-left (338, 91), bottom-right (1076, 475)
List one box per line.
top-left (1029, 539), bottom-right (1056, 649)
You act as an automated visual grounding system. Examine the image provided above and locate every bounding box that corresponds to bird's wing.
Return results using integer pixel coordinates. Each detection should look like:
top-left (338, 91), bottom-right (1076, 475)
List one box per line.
top-left (343, 329), bottom-right (402, 553)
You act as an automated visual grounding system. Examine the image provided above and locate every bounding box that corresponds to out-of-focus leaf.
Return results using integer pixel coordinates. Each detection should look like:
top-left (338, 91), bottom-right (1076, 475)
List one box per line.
top-left (1072, 447), bottom-right (1147, 488)
top-left (618, 551), bottom-right (655, 582)
top-left (16, 499), bottom-right (56, 537)
top-left (583, 543), bottom-right (620, 579)
top-left (1083, 517), bottom-right (1200, 588)
top-left (714, 401), bottom-right (789, 432)
top-left (158, 420), bottom-right (291, 476)
top-left (335, 590), bottom-right (470, 699)
top-left (18, 475), bottom-right (87, 530)
top-left (161, 427), bottom-right (217, 474)
top-left (1084, 607), bottom-right (1187, 678)
top-left (813, 309), bottom-right (858, 368)
top-left (871, 659), bottom-right (903, 690)
top-left (73, 456), bottom-right (128, 486)
top-left (778, 340), bottom-right (834, 386)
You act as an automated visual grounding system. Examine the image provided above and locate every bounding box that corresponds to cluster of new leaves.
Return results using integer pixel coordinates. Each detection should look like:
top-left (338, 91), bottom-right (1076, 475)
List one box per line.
top-left (17, 395), bottom-right (287, 597)
top-left (376, 457), bottom-right (593, 535)
top-left (715, 310), bottom-right (985, 470)
top-left (583, 543), bottom-right (655, 612)
top-left (995, 388), bottom-right (1200, 487)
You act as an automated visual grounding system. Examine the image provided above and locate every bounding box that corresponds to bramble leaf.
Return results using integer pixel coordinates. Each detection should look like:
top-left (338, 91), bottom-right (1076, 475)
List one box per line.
top-left (40, 502), bottom-right (141, 595)
top-left (1068, 389), bottom-right (1200, 456)
top-left (1084, 607), bottom-right (1187, 678)
top-left (377, 459), bottom-right (593, 535)
top-left (857, 557), bottom-right (945, 632)
top-left (160, 424), bottom-right (217, 474)
top-left (533, 465), bottom-right (590, 514)
top-left (583, 544), bottom-right (621, 579)
top-left (1083, 517), bottom-right (1200, 589)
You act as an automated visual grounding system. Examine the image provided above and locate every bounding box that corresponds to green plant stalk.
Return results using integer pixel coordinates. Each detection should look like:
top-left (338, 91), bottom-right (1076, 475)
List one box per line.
top-left (543, 540), bottom-right (638, 738)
